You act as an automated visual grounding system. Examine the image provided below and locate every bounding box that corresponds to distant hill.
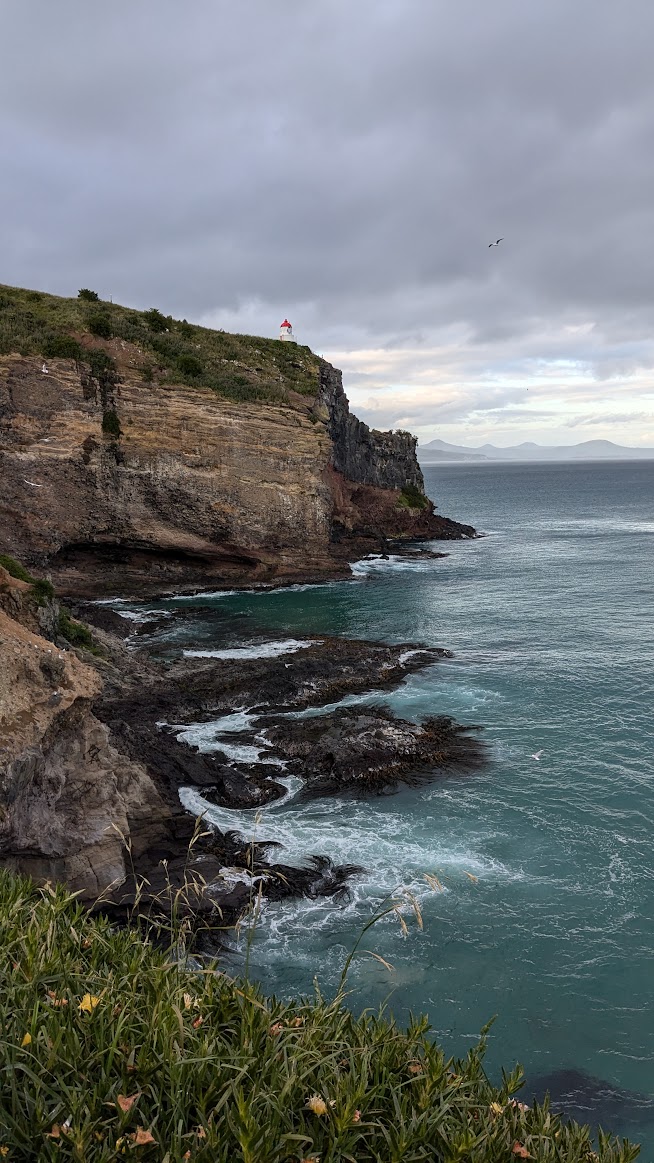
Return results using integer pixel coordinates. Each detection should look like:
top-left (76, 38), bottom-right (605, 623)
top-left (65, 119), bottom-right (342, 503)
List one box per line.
top-left (418, 438), bottom-right (654, 463)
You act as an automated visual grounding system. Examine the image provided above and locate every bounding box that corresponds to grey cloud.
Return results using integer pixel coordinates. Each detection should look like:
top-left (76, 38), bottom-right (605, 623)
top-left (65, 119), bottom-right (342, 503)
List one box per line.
top-left (2, 1), bottom-right (654, 442)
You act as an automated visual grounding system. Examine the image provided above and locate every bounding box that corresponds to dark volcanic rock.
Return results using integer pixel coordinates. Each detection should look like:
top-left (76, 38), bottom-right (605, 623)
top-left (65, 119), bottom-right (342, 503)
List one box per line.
top-left (319, 362), bottom-right (425, 491)
top-left (92, 634), bottom-right (480, 810)
top-left (64, 620), bottom-right (485, 942)
top-left (263, 707), bottom-right (485, 796)
top-left (95, 813), bottom-right (361, 952)
top-left (527, 1068), bottom-right (654, 1132)
top-left (106, 719), bottom-right (286, 805)
top-left (97, 636), bottom-right (451, 725)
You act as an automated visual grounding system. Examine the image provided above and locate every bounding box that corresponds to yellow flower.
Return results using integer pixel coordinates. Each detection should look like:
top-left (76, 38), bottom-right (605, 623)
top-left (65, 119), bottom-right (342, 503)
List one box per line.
top-left (306, 1095), bottom-right (329, 1116)
top-left (0, 1147), bottom-right (9, 1157)
top-left (21, 1033), bottom-right (31, 1047)
top-left (490, 1101), bottom-right (504, 1115)
top-left (78, 993), bottom-right (100, 1014)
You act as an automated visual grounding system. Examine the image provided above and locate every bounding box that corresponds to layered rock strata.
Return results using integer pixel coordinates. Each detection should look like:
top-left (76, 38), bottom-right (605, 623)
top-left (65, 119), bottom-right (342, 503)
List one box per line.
top-left (0, 349), bottom-right (474, 597)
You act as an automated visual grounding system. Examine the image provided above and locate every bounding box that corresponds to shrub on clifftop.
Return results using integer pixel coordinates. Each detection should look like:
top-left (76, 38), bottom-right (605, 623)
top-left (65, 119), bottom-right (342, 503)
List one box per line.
top-left (399, 482), bottom-right (430, 509)
top-left (0, 872), bottom-right (638, 1162)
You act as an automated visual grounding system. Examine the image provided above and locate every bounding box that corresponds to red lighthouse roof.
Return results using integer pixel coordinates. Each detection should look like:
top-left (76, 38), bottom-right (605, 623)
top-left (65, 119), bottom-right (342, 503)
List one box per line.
top-left (280, 319), bottom-right (292, 328)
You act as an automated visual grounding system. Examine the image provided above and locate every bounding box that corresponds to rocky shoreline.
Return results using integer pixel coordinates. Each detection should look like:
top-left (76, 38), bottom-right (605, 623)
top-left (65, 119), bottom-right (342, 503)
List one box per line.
top-left (0, 552), bottom-right (487, 948)
top-left (78, 578), bottom-right (486, 944)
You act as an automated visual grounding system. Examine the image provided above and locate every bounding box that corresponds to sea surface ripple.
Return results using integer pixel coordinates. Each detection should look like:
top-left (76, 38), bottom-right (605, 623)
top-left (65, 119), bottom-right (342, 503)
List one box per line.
top-left (116, 460), bottom-right (654, 1147)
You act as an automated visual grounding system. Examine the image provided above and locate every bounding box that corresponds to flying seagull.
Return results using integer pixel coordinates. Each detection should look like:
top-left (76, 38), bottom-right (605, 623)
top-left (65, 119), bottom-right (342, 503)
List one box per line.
top-left (530, 750), bottom-right (544, 760)
top-left (488, 238), bottom-right (504, 247)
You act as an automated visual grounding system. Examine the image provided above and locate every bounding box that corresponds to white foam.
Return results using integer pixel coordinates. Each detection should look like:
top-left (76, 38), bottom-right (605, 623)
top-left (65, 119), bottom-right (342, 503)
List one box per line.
top-left (171, 711), bottom-right (286, 766)
top-left (398, 648), bottom-right (432, 664)
top-left (350, 555), bottom-right (445, 576)
top-left (163, 580), bottom-right (355, 603)
top-left (115, 608), bottom-right (174, 624)
top-left (163, 589), bottom-right (240, 601)
top-left (182, 639), bottom-right (315, 660)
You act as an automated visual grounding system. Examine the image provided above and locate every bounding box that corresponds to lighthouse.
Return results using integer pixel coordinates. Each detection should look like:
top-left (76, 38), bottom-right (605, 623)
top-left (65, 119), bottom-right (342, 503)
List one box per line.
top-left (279, 318), bottom-right (295, 342)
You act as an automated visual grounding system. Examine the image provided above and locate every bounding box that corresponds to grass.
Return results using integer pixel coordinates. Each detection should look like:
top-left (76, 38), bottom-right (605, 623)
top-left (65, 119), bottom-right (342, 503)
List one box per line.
top-left (0, 283), bottom-right (321, 406)
top-left (398, 484), bottom-right (430, 510)
top-left (1, 552), bottom-right (100, 651)
top-left (0, 553), bottom-right (35, 584)
top-left (57, 608), bottom-right (103, 655)
top-left (0, 553), bottom-right (55, 605)
top-left (0, 871), bottom-right (638, 1162)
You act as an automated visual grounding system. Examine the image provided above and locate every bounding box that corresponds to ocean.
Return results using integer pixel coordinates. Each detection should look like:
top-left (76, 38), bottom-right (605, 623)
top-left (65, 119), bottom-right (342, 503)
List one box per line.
top-left (115, 460), bottom-right (654, 1147)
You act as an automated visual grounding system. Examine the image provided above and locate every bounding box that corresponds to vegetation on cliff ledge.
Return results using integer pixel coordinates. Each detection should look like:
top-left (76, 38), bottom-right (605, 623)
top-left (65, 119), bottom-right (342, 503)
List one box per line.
top-left (0, 283), bottom-right (321, 405)
top-left (0, 553), bottom-right (55, 606)
top-left (0, 872), bottom-right (637, 1161)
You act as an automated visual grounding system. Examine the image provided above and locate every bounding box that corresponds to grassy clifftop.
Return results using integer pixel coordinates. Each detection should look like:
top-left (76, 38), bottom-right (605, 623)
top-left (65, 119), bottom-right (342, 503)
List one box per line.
top-left (0, 872), bottom-right (638, 1162)
top-left (0, 284), bottom-right (321, 405)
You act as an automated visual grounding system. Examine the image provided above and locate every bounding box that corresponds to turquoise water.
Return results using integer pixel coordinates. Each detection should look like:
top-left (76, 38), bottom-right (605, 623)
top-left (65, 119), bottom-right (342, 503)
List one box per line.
top-left (127, 461), bottom-right (654, 1144)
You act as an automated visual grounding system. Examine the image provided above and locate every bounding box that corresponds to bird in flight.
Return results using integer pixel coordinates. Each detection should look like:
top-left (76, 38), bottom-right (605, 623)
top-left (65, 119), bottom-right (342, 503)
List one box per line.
top-left (488, 238), bottom-right (504, 247)
top-left (530, 750), bottom-right (544, 761)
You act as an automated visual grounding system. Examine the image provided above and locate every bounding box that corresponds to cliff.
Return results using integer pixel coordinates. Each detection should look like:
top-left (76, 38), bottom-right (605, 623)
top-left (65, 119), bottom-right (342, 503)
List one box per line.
top-left (317, 361), bottom-right (424, 490)
top-left (0, 565), bottom-right (172, 898)
top-left (0, 284), bottom-right (474, 597)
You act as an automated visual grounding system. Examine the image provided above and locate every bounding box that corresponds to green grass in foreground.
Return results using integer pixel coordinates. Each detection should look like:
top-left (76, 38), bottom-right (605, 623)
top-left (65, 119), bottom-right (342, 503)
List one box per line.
top-left (0, 284), bottom-right (321, 406)
top-left (0, 873), bottom-right (638, 1161)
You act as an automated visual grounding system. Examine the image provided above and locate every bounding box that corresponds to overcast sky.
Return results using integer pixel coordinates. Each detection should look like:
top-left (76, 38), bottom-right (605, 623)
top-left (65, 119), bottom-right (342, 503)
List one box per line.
top-left (2, 1), bottom-right (654, 446)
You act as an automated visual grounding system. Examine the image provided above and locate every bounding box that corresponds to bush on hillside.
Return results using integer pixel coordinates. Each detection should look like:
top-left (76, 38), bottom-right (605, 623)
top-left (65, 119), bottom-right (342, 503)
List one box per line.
top-left (101, 408), bottom-right (122, 438)
top-left (177, 352), bottom-right (204, 378)
top-left (0, 553), bottom-right (35, 583)
top-left (57, 608), bottom-right (100, 652)
top-left (41, 334), bottom-right (83, 361)
top-left (30, 577), bottom-right (56, 604)
top-left (78, 288), bottom-right (99, 301)
top-left (82, 349), bottom-right (123, 409)
top-left (87, 313), bottom-right (113, 339)
top-left (0, 871), bottom-right (639, 1162)
top-left (144, 307), bottom-right (171, 333)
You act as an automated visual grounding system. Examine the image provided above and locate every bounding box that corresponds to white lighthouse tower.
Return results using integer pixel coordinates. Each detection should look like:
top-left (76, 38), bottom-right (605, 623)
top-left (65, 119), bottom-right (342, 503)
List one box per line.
top-left (279, 318), bottom-right (295, 342)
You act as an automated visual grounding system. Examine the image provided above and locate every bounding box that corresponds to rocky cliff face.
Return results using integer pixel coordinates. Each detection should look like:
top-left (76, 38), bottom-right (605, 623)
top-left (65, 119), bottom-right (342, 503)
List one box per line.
top-left (0, 566), bottom-right (172, 898)
top-left (0, 340), bottom-right (472, 598)
top-left (317, 362), bottom-right (424, 491)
